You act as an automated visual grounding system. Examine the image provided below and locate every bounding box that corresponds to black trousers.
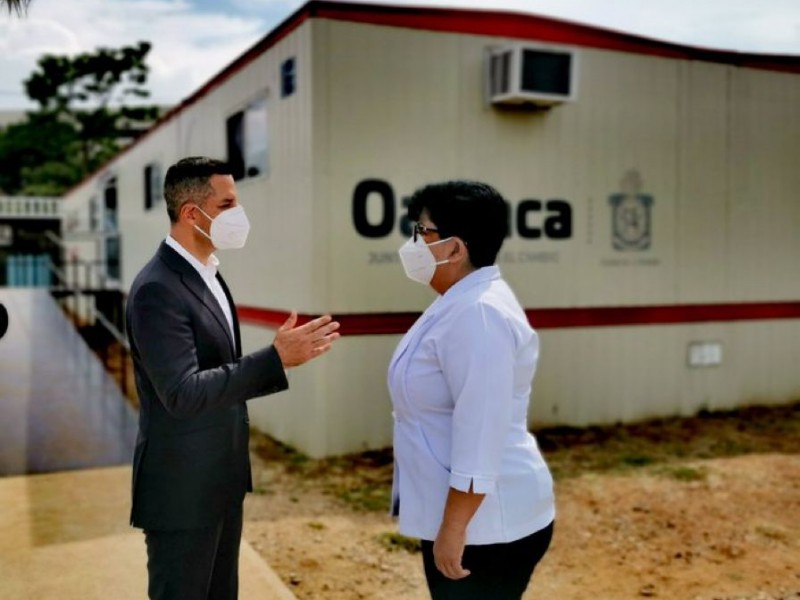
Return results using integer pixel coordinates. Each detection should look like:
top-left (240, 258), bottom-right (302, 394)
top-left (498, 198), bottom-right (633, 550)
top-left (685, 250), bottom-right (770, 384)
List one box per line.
top-left (421, 521), bottom-right (554, 600)
top-left (144, 504), bottom-right (243, 600)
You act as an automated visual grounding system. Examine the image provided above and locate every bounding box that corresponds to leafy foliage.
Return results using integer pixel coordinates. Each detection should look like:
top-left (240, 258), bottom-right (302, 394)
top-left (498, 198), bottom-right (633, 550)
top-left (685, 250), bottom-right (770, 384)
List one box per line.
top-left (375, 531), bottom-right (422, 554)
top-left (2, 0), bottom-right (31, 16)
top-left (0, 113), bottom-right (77, 194)
top-left (0, 41), bottom-right (160, 195)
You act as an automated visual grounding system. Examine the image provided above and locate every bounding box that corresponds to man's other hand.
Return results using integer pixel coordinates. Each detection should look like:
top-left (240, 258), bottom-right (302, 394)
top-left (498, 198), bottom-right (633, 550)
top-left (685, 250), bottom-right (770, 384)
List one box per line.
top-left (273, 311), bottom-right (340, 368)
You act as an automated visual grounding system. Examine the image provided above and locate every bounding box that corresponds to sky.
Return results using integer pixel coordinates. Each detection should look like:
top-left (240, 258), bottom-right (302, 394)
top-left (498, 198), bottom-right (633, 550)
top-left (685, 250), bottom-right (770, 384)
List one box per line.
top-left (1, 0), bottom-right (799, 111)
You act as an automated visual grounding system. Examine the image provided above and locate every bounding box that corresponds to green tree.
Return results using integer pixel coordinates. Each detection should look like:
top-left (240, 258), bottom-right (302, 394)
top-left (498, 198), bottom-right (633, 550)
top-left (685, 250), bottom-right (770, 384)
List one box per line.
top-left (0, 113), bottom-right (78, 195)
top-left (25, 41), bottom-right (160, 175)
top-left (0, 41), bottom-right (161, 195)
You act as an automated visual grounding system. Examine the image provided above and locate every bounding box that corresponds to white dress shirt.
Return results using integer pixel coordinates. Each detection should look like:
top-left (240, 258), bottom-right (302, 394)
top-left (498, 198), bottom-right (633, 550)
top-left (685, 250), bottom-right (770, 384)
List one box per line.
top-left (388, 265), bottom-right (555, 545)
top-left (165, 236), bottom-right (235, 341)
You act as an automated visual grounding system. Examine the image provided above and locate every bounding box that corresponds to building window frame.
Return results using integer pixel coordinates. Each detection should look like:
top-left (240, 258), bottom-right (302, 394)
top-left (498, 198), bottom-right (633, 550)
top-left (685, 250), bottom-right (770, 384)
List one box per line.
top-left (144, 162), bottom-right (163, 211)
top-left (281, 57), bottom-right (296, 98)
top-left (226, 92), bottom-right (269, 181)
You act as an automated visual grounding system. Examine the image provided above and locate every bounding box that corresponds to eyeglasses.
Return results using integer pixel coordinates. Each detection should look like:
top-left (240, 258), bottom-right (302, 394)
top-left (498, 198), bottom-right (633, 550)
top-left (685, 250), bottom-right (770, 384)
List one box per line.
top-left (413, 222), bottom-right (440, 242)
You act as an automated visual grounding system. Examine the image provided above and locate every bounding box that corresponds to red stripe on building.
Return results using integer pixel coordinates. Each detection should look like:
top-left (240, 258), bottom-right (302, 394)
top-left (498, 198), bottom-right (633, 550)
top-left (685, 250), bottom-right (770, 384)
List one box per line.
top-left (62, 0), bottom-right (800, 197)
top-left (237, 301), bottom-right (800, 335)
top-left (311, 2), bottom-right (800, 73)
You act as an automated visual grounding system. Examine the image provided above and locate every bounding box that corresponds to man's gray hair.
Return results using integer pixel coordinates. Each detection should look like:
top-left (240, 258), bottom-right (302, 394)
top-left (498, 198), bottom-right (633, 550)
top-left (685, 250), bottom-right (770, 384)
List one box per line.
top-left (163, 157), bottom-right (233, 223)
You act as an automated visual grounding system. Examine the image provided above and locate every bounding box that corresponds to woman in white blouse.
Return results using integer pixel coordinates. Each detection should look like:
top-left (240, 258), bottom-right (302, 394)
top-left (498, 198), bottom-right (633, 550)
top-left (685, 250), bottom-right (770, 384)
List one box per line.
top-left (388, 180), bottom-right (555, 599)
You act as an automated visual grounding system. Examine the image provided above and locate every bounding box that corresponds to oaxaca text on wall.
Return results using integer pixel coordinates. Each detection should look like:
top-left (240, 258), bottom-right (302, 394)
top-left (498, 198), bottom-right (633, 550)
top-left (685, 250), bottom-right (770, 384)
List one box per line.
top-left (352, 172), bottom-right (658, 268)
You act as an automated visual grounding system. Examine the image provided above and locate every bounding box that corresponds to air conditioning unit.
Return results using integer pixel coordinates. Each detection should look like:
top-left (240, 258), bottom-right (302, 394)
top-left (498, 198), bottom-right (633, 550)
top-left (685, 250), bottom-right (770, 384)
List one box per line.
top-left (487, 44), bottom-right (577, 107)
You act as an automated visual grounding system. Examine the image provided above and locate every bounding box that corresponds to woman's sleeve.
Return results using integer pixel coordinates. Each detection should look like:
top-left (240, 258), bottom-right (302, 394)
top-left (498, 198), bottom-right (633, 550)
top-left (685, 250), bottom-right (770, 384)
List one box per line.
top-left (439, 303), bottom-right (516, 494)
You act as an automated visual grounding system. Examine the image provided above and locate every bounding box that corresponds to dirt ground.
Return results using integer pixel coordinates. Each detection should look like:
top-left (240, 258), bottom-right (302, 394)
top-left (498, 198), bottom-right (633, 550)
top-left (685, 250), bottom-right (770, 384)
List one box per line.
top-left (243, 402), bottom-right (800, 600)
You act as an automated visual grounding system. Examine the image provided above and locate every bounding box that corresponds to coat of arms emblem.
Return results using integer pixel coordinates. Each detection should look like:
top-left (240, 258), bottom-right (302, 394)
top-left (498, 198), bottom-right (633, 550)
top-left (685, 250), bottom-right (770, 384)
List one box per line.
top-left (609, 170), bottom-right (653, 251)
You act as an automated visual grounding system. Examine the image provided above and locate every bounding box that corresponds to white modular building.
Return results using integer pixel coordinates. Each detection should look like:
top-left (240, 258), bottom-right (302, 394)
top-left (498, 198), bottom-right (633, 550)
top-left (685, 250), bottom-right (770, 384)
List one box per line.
top-left (60, 1), bottom-right (800, 457)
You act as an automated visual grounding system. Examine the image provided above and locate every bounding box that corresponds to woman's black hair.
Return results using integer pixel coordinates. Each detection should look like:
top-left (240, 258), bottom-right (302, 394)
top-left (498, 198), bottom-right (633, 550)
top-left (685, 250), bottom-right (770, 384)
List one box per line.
top-left (407, 180), bottom-right (508, 267)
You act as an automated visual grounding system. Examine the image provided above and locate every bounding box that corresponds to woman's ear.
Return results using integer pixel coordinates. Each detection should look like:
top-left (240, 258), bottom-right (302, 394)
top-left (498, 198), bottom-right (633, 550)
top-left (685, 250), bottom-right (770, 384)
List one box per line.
top-left (451, 237), bottom-right (470, 262)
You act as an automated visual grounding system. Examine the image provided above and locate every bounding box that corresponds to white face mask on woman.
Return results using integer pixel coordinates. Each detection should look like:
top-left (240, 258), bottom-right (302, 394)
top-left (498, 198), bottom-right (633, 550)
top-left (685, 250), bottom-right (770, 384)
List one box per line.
top-left (397, 236), bottom-right (452, 285)
top-left (193, 205), bottom-right (251, 250)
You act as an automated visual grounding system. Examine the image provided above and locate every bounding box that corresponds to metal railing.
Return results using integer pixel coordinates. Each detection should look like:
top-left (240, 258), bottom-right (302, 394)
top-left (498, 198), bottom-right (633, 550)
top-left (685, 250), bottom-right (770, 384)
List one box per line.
top-left (46, 256), bottom-right (135, 402)
top-left (0, 196), bottom-right (61, 219)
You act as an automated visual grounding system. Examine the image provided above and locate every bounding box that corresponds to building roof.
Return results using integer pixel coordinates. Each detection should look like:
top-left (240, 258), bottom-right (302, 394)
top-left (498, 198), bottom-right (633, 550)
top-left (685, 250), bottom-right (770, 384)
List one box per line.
top-left (179, 0), bottom-right (799, 127)
top-left (67, 0), bottom-right (800, 195)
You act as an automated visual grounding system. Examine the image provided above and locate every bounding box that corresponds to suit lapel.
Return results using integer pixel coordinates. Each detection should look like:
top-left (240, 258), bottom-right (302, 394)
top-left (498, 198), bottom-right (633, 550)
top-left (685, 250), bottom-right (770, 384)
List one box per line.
top-left (157, 243), bottom-right (236, 357)
top-left (216, 272), bottom-right (241, 357)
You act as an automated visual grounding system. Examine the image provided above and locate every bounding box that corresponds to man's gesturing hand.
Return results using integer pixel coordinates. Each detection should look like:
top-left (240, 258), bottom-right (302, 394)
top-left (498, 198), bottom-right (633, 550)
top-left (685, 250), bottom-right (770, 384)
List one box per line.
top-left (273, 311), bottom-right (340, 368)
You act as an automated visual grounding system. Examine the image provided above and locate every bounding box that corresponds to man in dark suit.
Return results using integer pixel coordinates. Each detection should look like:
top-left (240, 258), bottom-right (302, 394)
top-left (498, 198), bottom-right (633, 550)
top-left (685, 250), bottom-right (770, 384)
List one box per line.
top-left (125, 156), bottom-right (340, 600)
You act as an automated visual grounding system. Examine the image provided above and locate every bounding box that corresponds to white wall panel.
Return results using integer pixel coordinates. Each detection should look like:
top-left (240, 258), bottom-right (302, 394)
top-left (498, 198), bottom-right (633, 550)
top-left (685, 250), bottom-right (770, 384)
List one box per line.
top-left (674, 61), bottom-right (730, 303)
top-left (59, 11), bottom-right (800, 457)
top-left (728, 69), bottom-right (800, 301)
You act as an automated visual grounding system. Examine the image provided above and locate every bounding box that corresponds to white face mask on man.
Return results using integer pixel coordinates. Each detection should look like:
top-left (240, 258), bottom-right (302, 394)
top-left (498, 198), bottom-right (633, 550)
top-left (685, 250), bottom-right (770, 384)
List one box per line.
top-left (193, 205), bottom-right (251, 250)
top-left (397, 236), bottom-right (452, 285)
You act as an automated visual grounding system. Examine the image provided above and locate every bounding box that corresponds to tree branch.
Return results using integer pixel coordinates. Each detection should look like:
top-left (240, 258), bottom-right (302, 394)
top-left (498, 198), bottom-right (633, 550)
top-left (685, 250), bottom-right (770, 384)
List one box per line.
top-left (3, 0), bottom-right (32, 16)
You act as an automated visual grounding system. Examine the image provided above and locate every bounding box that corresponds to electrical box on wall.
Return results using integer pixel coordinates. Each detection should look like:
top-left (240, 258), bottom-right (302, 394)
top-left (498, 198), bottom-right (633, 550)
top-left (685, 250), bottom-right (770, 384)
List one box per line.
top-left (487, 43), bottom-right (577, 107)
top-left (687, 342), bottom-right (723, 368)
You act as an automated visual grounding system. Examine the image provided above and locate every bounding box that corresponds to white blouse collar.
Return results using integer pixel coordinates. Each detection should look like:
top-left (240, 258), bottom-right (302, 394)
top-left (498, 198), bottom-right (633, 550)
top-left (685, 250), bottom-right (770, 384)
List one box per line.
top-left (441, 265), bottom-right (501, 300)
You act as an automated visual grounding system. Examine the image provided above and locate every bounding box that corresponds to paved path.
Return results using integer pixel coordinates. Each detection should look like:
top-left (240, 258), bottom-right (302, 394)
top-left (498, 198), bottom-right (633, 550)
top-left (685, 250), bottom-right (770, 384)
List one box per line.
top-left (0, 288), bottom-right (297, 599)
top-left (0, 466), bottom-right (297, 600)
top-left (0, 288), bottom-right (137, 475)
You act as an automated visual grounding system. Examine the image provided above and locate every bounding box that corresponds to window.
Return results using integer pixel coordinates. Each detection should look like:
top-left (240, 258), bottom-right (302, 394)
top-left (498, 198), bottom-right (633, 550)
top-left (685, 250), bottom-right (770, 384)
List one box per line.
top-left (104, 179), bottom-right (120, 281)
top-left (89, 196), bottom-right (99, 231)
top-left (66, 211), bottom-right (79, 233)
top-left (226, 93), bottom-right (268, 181)
top-left (281, 58), bottom-right (296, 97)
top-left (0, 224), bottom-right (12, 247)
top-left (144, 162), bottom-right (163, 210)
top-left (104, 179), bottom-right (118, 231)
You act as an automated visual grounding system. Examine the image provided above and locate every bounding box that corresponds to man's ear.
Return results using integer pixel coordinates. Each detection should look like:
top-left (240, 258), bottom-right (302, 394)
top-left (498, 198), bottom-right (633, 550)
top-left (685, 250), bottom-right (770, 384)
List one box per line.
top-left (179, 202), bottom-right (196, 224)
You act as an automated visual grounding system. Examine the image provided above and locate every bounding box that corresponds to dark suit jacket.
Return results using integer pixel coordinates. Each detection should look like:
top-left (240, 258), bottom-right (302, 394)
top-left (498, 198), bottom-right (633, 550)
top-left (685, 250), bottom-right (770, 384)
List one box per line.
top-left (125, 241), bottom-right (288, 531)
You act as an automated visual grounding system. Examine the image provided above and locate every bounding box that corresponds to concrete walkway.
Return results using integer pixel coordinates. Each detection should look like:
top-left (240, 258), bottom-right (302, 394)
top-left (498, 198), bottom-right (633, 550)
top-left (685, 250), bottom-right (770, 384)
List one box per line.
top-left (0, 466), bottom-right (297, 600)
top-left (0, 289), bottom-right (297, 599)
top-left (0, 288), bottom-right (137, 475)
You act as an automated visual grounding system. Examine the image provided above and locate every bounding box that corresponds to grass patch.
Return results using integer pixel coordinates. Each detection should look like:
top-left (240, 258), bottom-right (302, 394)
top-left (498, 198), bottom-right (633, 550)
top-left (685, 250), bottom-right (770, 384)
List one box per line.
top-left (657, 465), bottom-right (708, 482)
top-left (376, 532), bottom-right (422, 554)
top-left (621, 454), bottom-right (656, 467)
top-left (539, 401), bottom-right (800, 480)
top-left (250, 434), bottom-right (394, 512)
top-left (754, 525), bottom-right (789, 542)
top-left (250, 400), bottom-right (800, 510)
top-left (336, 483), bottom-right (391, 512)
